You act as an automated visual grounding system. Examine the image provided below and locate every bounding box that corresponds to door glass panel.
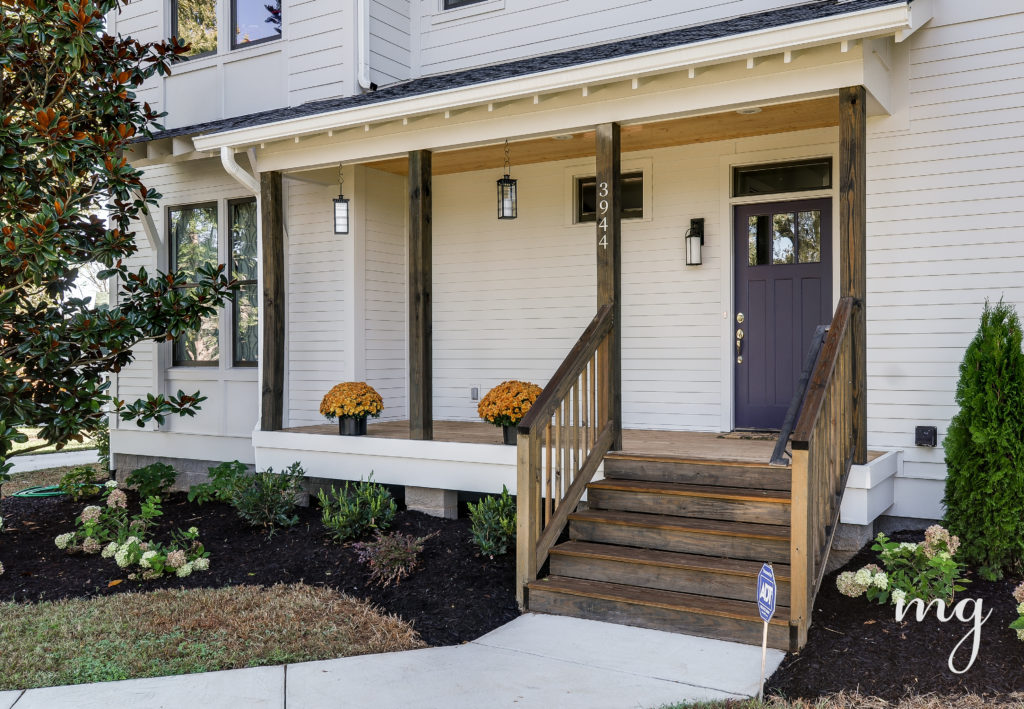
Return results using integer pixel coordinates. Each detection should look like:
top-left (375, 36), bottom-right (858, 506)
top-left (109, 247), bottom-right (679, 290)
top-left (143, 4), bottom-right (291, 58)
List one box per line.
top-left (772, 213), bottom-right (795, 264)
top-left (748, 215), bottom-right (771, 266)
top-left (797, 210), bottom-right (821, 264)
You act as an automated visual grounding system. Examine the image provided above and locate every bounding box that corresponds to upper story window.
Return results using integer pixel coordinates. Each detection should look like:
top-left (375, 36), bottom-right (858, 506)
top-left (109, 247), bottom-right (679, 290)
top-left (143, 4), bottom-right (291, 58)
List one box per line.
top-left (173, 0), bottom-right (218, 58)
top-left (172, 0), bottom-right (282, 58)
top-left (232, 0), bottom-right (282, 49)
top-left (170, 203), bottom-right (220, 366)
top-left (443, 0), bottom-right (487, 9)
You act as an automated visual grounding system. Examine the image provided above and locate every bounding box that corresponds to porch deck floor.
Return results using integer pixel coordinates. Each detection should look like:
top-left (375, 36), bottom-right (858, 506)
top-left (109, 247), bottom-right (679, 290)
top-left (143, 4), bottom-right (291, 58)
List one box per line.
top-left (282, 420), bottom-right (784, 464)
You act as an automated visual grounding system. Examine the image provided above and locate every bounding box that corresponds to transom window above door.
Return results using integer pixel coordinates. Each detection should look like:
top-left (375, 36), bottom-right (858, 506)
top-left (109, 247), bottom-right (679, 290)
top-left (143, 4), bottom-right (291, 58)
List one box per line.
top-left (748, 210), bottom-right (822, 266)
top-left (733, 159), bottom-right (831, 198)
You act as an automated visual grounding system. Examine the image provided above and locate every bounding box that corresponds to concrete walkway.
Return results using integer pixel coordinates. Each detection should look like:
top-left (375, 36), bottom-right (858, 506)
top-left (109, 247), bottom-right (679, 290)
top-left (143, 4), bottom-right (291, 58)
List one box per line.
top-left (7, 449), bottom-right (99, 475)
top-left (0, 614), bottom-right (785, 709)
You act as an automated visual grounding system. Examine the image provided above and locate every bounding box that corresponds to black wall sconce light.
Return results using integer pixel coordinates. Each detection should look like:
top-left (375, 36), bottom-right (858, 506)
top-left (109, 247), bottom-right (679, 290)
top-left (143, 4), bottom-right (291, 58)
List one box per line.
top-left (685, 218), bottom-right (705, 266)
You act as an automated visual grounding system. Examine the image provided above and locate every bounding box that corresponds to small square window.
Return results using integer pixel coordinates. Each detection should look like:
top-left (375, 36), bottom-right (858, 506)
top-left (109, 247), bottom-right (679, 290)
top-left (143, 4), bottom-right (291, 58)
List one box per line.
top-left (443, 0), bottom-right (486, 8)
top-left (172, 0), bottom-right (218, 58)
top-left (576, 173), bottom-right (643, 223)
top-left (232, 0), bottom-right (282, 49)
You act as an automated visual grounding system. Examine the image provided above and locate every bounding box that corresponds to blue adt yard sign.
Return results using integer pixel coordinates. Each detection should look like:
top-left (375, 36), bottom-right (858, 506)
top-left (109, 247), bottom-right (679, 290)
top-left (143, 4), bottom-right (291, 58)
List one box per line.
top-left (757, 563), bottom-right (776, 623)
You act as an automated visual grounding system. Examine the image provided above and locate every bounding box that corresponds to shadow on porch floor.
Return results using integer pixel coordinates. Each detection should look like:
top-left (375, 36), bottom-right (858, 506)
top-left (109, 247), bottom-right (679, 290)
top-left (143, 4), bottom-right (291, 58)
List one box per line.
top-left (282, 421), bottom-right (783, 464)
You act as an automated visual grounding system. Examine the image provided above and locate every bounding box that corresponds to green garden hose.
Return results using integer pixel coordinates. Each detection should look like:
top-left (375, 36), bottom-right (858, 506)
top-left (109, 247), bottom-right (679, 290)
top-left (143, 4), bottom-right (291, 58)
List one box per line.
top-left (8, 485), bottom-right (65, 498)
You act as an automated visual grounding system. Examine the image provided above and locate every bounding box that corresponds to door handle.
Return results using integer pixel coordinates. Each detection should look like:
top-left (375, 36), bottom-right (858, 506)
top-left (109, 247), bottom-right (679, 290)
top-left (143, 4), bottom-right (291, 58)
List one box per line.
top-left (736, 328), bottom-right (744, 363)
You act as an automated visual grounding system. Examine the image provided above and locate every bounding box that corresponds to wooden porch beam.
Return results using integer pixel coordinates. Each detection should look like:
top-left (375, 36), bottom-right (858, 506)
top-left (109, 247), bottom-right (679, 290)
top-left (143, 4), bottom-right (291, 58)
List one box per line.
top-left (408, 150), bottom-right (433, 440)
top-left (260, 171), bottom-right (285, 431)
top-left (839, 86), bottom-right (867, 464)
top-left (595, 123), bottom-right (622, 450)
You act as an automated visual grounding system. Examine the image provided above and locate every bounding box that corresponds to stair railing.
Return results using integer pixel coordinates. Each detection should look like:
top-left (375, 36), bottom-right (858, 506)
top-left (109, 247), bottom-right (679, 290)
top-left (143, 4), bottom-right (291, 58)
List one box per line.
top-left (788, 296), bottom-right (859, 648)
top-left (770, 325), bottom-right (829, 466)
top-left (515, 304), bottom-right (617, 607)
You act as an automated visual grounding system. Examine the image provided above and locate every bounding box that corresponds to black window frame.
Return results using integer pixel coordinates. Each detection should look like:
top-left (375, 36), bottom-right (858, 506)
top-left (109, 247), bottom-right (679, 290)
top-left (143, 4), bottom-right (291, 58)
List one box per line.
top-left (732, 158), bottom-right (833, 198)
top-left (442, 0), bottom-right (487, 10)
top-left (575, 172), bottom-right (644, 223)
top-left (171, 0), bottom-right (219, 60)
top-left (228, 197), bottom-right (259, 368)
top-left (230, 0), bottom-right (283, 50)
top-left (169, 201), bottom-right (221, 367)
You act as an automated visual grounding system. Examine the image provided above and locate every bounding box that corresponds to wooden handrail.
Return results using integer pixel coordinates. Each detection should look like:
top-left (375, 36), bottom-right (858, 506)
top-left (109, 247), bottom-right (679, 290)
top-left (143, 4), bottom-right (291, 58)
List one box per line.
top-left (771, 324), bottom-right (828, 466)
top-left (516, 305), bottom-right (616, 607)
top-left (518, 304), bottom-right (614, 434)
top-left (789, 296), bottom-right (860, 650)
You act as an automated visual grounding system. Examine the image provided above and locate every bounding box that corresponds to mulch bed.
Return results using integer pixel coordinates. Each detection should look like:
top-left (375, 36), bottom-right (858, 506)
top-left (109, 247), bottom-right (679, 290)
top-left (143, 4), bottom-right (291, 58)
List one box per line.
top-left (0, 491), bottom-right (519, 646)
top-left (766, 530), bottom-right (1024, 702)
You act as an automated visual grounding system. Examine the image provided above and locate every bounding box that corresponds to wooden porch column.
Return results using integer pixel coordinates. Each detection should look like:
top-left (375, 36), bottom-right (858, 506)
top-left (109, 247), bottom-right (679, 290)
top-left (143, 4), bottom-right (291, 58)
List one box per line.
top-left (595, 123), bottom-right (622, 450)
top-left (839, 86), bottom-right (867, 464)
top-left (408, 150), bottom-right (433, 440)
top-left (260, 170), bottom-right (285, 431)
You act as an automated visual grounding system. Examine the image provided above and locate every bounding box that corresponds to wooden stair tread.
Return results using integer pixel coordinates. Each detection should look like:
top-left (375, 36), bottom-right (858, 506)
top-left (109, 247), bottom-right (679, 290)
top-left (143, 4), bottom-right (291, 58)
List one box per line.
top-left (528, 576), bottom-right (789, 626)
top-left (550, 541), bottom-right (791, 581)
top-left (606, 451), bottom-right (789, 470)
top-left (570, 508), bottom-right (790, 540)
top-left (589, 478), bottom-right (791, 503)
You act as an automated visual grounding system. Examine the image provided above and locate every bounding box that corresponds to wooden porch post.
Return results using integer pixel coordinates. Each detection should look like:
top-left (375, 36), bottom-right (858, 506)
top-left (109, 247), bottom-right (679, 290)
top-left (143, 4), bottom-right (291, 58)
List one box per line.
top-left (408, 150), bottom-right (433, 441)
top-left (839, 86), bottom-right (867, 464)
top-left (260, 171), bottom-right (285, 431)
top-left (595, 123), bottom-right (623, 450)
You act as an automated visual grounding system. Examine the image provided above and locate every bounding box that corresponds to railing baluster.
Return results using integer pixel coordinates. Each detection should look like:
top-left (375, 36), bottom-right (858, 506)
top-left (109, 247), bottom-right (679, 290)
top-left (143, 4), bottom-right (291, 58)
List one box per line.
top-left (544, 422), bottom-right (552, 525)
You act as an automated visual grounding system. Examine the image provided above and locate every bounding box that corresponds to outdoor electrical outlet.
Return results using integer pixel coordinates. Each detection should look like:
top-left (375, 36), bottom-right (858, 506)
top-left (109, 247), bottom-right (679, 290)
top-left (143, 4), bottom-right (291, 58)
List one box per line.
top-left (915, 425), bottom-right (938, 447)
top-left (470, 386), bottom-right (479, 401)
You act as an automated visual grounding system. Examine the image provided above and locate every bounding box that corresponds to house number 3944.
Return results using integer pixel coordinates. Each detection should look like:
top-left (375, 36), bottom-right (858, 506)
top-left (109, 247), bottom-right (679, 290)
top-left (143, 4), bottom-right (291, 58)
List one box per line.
top-left (598, 181), bottom-right (609, 249)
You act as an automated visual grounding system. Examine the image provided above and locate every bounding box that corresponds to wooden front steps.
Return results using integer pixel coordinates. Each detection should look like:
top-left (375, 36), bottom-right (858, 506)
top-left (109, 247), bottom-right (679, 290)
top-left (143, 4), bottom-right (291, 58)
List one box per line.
top-left (527, 453), bottom-right (794, 650)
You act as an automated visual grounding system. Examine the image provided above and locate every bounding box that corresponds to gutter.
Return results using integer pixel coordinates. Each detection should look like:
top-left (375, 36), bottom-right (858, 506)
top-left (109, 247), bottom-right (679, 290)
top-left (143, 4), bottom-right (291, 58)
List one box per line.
top-left (220, 146), bottom-right (260, 193)
top-left (193, 2), bottom-right (917, 152)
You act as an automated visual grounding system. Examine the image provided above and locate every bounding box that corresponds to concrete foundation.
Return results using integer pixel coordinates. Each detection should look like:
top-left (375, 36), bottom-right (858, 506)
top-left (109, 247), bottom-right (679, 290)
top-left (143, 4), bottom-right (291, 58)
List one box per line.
top-left (405, 486), bottom-right (458, 519)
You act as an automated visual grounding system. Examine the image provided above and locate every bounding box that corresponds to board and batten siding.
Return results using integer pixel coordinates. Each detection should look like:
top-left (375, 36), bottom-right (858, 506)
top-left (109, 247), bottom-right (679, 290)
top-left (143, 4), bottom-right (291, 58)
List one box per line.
top-left (864, 0), bottom-right (1024, 519)
top-left (113, 158), bottom-right (259, 442)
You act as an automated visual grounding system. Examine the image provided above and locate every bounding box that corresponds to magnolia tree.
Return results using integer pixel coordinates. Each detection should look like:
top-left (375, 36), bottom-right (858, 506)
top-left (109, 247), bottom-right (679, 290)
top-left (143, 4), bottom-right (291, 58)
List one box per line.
top-left (0, 0), bottom-right (236, 478)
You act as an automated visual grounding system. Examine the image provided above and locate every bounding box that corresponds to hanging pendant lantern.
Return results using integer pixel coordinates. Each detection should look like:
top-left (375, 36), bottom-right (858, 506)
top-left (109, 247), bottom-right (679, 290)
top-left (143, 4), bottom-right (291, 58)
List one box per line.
top-left (496, 139), bottom-right (518, 219)
top-left (333, 164), bottom-right (350, 234)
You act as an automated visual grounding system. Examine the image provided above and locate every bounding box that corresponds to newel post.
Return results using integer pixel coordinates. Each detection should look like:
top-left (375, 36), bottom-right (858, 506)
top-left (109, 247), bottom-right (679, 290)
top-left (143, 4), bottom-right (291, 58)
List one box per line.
top-left (595, 123), bottom-right (622, 449)
top-left (515, 433), bottom-right (540, 608)
top-left (839, 86), bottom-right (867, 465)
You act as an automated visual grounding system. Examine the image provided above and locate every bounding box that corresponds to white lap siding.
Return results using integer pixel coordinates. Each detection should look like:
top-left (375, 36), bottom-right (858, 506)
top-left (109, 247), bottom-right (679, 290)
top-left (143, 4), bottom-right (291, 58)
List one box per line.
top-left (865, 2), bottom-right (1024, 519)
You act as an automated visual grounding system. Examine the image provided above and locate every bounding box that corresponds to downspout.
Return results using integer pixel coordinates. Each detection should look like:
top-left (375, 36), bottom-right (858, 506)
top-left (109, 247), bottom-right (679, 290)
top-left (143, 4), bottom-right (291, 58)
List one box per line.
top-left (220, 147), bottom-right (266, 439)
top-left (356, 0), bottom-right (373, 91)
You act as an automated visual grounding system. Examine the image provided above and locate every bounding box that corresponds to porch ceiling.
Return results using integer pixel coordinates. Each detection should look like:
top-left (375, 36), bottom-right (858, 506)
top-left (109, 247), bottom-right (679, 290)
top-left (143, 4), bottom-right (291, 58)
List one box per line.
top-left (361, 97), bottom-right (838, 177)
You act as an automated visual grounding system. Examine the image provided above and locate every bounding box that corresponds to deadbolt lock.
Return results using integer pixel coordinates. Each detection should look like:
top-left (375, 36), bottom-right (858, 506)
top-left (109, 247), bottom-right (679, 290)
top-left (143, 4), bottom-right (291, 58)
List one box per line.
top-left (736, 312), bottom-right (745, 324)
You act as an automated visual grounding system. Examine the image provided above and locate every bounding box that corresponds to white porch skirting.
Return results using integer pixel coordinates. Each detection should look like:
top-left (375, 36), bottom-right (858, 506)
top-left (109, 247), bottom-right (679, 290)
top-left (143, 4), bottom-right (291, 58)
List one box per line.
top-left (252, 430), bottom-right (518, 495)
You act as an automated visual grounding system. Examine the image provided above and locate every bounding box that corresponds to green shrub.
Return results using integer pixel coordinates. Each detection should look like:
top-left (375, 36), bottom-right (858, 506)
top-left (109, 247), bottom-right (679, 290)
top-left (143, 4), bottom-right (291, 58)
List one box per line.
top-left (467, 486), bottom-right (516, 557)
top-left (943, 299), bottom-right (1024, 580)
top-left (232, 464), bottom-right (306, 528)
top-left (317, 476), bottom-right (396, 543)
top-left (125, 462), bottom-right (177, 500)
top-left (93, 418), bottom-right (110, 471)
top-left (353, 531), bottom-right (437, 587)
top-left (59, 465), bottom-right (105, 501)
top-left (188, 460), bottom-right (305, 529)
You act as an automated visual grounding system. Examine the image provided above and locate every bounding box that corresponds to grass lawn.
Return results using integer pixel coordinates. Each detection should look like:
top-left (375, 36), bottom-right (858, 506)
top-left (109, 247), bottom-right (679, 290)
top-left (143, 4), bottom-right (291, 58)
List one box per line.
top-left (1, 464), bottom-right (105, 498)
top-left (0, 583), bottom-right (424, 690)
top-left (9, 427), bottom-right (98, 456)
top-left (658, 693), bottom-right (1024, 708)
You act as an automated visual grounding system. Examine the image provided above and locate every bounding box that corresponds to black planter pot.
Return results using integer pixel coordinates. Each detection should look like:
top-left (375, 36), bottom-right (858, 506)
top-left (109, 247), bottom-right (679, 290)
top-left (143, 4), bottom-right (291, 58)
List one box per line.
top-left (502, 425), bottom-right (518, 446)
top-left (338, 417), bottom-right (368, 436)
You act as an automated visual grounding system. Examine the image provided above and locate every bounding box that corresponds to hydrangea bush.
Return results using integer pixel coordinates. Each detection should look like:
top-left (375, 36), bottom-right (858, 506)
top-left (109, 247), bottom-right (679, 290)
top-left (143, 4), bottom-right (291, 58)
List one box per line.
top-left (836, 526), bottom-right (968, 605)
top-left (54, 486), bottom-right (210, 581)
top-left (1011, 582), bottom-right (1024, 642)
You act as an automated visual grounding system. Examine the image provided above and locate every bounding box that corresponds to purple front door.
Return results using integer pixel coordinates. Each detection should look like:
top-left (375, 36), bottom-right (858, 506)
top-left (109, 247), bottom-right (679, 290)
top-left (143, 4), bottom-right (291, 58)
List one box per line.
top-left (734, 198), bottom-right (832, 430)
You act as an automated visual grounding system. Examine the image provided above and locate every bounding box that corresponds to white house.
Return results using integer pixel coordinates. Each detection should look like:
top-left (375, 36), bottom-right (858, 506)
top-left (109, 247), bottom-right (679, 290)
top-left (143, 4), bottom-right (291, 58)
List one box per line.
top-left (108, 0), bottom-right (1024, 649)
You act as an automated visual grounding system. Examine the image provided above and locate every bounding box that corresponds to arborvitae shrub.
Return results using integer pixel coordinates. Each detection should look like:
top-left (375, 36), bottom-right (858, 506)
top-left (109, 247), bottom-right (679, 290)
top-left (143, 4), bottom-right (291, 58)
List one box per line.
top-left (943, 300), bottom-right (1024, 579)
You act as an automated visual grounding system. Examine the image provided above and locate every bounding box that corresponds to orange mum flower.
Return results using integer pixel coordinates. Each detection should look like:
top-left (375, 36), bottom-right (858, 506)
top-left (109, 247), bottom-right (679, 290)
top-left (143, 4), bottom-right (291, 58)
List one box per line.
top-left (320, 382), bottom-right (384, 420)
top-left (477, 380), bottom-right (542, 428)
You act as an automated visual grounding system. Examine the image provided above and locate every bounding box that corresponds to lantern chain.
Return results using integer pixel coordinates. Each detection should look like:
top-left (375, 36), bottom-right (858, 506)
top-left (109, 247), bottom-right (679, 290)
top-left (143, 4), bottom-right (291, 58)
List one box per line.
top-left (503, 139), bottom-right (511, 176)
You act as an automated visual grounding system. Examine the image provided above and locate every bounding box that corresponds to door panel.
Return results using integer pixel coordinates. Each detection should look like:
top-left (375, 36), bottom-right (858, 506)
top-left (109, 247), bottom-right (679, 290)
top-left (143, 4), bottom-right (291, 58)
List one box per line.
top-left (734, 198), bottom-right (832, 430)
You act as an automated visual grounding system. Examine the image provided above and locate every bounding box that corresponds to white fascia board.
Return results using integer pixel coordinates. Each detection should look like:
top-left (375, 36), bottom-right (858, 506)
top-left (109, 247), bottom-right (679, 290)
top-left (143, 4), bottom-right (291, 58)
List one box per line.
top-left (193, 3), bottom-right (911, 152)
top-left (896, 0), bottom-right (932, 42)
